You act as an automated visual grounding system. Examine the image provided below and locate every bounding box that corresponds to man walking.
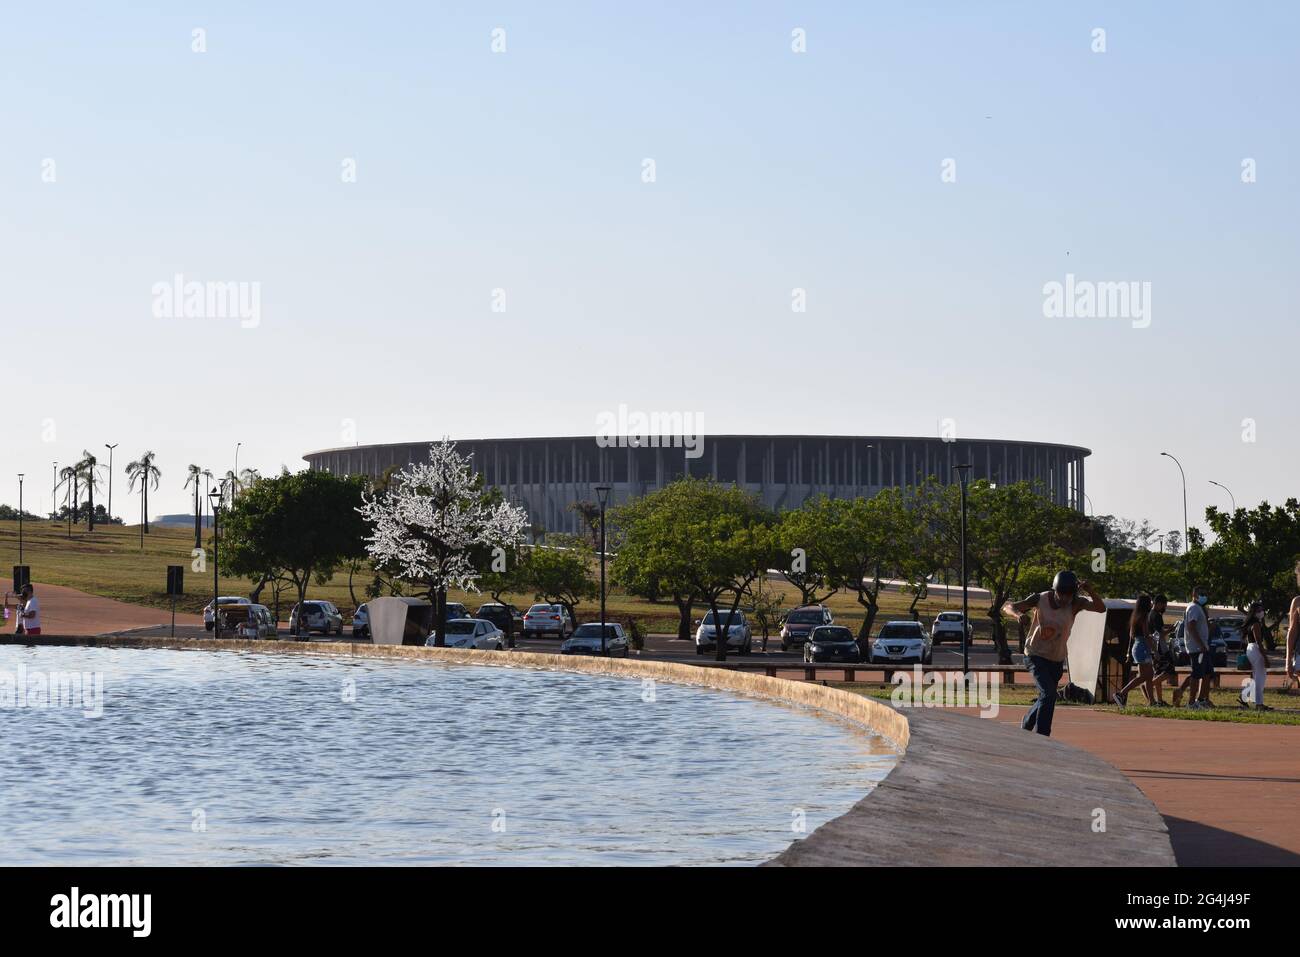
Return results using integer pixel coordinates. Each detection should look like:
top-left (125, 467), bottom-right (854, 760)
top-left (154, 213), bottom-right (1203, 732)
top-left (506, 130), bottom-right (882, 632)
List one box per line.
top-left (5, 583), bottom-right (42, 636)
top-left (1004, 570), bottom-right (1106, 737)
top-left (1174, 585), bottom-right (1213, 708)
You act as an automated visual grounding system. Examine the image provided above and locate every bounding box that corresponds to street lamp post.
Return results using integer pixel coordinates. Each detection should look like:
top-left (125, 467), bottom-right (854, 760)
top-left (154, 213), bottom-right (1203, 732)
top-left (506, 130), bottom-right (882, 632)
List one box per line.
top-left (104, 444), bottom-right (117, 522)
top-left (52, 462), bottom-right (57, 522)
top-left (595, 484), bottom-right (611, 656)
top-left (952, 463), bottom-right (972, 678)
top-left (1160, 452), bottom-right (1189, 554)
top-left (17, 474), bottom-right (24, 565)
top-left (209, 482), bottom-right (225, 639)
top-left (1208, 480), bottom-right (1236, 513)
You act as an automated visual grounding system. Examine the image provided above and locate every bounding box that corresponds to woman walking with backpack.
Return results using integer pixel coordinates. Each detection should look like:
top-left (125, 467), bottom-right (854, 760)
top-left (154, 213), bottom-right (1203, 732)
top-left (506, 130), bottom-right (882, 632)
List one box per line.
top-left (1112, 593), bottom-right (1155, 707)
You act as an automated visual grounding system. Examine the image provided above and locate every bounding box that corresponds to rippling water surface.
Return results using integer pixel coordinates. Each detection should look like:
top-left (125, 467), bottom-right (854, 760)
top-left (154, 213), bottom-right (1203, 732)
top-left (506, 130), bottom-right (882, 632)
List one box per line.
top-left (0, 646), bottom-right (896, 865)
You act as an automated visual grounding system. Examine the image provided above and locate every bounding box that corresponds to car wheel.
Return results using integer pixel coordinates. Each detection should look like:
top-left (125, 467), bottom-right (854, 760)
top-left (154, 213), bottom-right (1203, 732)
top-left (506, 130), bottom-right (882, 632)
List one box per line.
top-left (696, 646), bottom-right (704, 656)
top-left (781, 642), bottom-right (789, 653)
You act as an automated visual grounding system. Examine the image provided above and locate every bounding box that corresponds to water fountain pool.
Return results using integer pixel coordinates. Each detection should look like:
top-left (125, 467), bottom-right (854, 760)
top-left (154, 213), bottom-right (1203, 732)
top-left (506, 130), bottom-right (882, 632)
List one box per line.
top-left (0, 645), bottom-right (897, 865)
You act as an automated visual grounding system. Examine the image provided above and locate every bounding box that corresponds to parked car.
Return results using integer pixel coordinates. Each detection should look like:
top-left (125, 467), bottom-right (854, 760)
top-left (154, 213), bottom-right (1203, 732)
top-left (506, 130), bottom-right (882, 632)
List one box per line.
top-left (779, 605), bottom-right (833, 651)
top-left (476, 602), bottom-right (524, 638)
top-left (869, 620), bottom-right (932, 665)
top-left (1172, 621), bottom-right (1228, 667)
top-left (204, 596), bottom-right (251, 631)
top-left (351, 603), bottom-right (370, 640)
top-left (426, 618), bottom-right (506, 650)
top-left (523, 603), bottom-right (574, 638)
top-left (695, 608), bottom-right (753, 655)
top-left (804, 625), bottom-right (862, 663)
top-left (561, 622), bottom-right (629, 657)
top-left (289, 600), bottom-right (344, 638)
top-left (930, 611), bottom-right (972, 646)
top-left (227, 603), bottom-right (278, 639)
top-left (1212, 616), bottom-right (1246, 651)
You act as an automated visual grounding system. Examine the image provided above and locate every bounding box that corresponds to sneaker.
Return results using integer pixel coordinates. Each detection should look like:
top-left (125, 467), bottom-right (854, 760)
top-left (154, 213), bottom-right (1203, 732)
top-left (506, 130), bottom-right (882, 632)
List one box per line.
top-left (1187, 700), bottom-right (1204, 711)
top-left (1255, 703), bottom-right (1274, 712)
top-left (1112, 691), bottom-right (1128, 707)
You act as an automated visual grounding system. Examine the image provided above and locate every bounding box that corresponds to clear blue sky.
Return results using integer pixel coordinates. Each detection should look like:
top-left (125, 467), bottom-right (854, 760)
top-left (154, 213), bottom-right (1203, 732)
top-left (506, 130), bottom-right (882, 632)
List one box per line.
top-left (2, 1), bottom-right (1296, 538)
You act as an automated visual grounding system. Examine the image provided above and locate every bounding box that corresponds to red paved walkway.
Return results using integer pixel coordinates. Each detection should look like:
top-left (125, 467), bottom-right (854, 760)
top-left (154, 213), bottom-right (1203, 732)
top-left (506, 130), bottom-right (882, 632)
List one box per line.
top-left (4, 583), bottom-right (202, 637)
top-left (983, 705), bottom-right (1300, 865)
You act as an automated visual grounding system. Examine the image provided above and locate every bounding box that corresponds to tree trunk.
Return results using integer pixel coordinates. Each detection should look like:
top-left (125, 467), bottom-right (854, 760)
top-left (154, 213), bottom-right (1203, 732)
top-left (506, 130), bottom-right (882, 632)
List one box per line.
top-left (856, 589), bottom-right (879, 642)
top-left (675, 596), bottom-right (693, 640)
top-left (86, 480), bottom-right (95, 531)
top-left (143, 482), bottom-right (150, 533)
top-left (988, 603), bottom-right (1012, 664)
top-left (432, 586), bottom-right (447, 647)
top-left (194, 483), bottom-right (202, 549)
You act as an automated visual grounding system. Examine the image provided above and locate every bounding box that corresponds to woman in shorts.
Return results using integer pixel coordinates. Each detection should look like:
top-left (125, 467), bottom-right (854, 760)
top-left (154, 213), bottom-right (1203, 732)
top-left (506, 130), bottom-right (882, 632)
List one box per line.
top-left (1113, 593), bottom-right (1155, 707)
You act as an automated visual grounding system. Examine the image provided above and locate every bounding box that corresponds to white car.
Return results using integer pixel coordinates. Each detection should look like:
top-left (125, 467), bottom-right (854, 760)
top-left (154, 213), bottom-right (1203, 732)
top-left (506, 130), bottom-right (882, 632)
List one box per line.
top-left (695, 609), bottom-right (753, 655)
top-left (204, 596), bottom-right (251, 631)
top-left (426, 618), bottom-right (507, 650)
top-left (930, 611), bottom-right (972, 646)
top-left (869, 620), bottom-right (933, 665)
top-left (352, 603), bottom-right (370, 640)
top-left (522, 603), bottom-right (574, 639)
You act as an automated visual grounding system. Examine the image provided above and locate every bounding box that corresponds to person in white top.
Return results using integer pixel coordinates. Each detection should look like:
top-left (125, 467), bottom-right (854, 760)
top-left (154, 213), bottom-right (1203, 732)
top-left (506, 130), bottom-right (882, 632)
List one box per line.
top-left (1174, 585), bottom-right (1212, 709)
top-left (1286, 561), bottom-right (1300, 692)
top-left (5, 583), bottom-right (42, 635)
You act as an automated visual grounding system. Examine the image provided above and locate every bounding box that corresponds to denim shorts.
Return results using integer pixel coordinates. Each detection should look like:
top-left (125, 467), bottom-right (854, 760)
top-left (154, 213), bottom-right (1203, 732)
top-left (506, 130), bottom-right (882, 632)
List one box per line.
top-left (1131, 639), bottom-right (1151, 665)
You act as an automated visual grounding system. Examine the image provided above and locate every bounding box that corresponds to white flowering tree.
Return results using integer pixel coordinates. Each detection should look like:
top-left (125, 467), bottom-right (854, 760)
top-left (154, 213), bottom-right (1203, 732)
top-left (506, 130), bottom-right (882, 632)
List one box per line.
top-left (357, 440), bottom-right (528, 646)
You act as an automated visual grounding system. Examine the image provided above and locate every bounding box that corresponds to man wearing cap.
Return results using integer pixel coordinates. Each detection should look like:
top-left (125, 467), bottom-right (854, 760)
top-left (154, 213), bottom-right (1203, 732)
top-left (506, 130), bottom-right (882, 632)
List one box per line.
top-left (1004, 570), bottom-right (1105, 737)
top-left (5, 583), bottom-right (42, 635)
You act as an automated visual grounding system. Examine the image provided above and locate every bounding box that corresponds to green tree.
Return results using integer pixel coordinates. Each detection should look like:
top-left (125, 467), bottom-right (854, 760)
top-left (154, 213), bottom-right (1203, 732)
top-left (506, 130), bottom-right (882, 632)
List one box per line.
top-left (521, 535), bottom-right (599, 625)
top-left (1192, 500), bottom-right (1300, 642)
top-left (775, 497), bottom-right (842, 605)
top-left (221, 468), bottom-right (370, 609)
top-left (609, 481), bottom-right (707, 640)
top-left (920, 479), bottom-right (1089, 664)
top-left (667, 480), bottom-right (776, 661)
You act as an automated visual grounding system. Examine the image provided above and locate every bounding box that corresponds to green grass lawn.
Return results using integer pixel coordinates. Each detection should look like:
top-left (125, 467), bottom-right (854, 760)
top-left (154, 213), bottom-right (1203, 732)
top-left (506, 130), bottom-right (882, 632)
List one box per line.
top-left (0, 519), bottom-right (990, 632)
top-left (838, 681), bottom-right (1300, 725)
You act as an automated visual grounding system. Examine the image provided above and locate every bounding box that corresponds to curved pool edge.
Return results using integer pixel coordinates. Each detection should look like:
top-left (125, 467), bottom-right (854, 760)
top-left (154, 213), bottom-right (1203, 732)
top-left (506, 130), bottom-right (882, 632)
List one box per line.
top-left (5, 636), bottom-right (1175, 867)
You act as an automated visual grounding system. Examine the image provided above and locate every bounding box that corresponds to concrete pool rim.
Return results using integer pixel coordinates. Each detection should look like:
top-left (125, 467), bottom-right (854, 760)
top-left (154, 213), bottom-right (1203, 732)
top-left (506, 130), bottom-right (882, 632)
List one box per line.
top-left (1, 636), bottom-right (1174, 866)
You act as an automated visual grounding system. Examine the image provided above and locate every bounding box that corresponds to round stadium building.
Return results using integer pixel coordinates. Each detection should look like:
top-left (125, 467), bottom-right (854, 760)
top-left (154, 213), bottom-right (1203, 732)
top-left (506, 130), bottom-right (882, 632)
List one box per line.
top-left (305, 436), bottom-right (1090, 537)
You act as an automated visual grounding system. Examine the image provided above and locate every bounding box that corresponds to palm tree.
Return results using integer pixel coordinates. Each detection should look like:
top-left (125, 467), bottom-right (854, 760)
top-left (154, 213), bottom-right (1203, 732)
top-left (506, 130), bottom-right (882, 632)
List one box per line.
top-left (56, 463), bottom-right (79, 535)
top-left (76, 450), bottom-right (100, 531)
top-left (184, 464), bottom-right (204, 548)
top-left (125, 451), bottom-right (162, 538)
top-left (201, 468), bottom-right (215, 527)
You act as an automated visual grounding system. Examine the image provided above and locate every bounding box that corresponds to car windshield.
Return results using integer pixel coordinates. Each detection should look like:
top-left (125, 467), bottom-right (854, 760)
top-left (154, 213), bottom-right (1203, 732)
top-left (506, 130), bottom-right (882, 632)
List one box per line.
top-left (444, 621), bottom-right (475, 635)
top-left (880, 625), bottom-right (919, 638)
top-left (704, 612), bottom-right (740, 625)
top-left (573, 624), bottom-right (615, 638)
top-left (788, 611), bottom-right (822, 623)
top-left (528, 605), bottom-right (553, 613)
top-left (814, 627), bottom-right (854, 642)
top-left (938, 613), bottom-right (962, 621)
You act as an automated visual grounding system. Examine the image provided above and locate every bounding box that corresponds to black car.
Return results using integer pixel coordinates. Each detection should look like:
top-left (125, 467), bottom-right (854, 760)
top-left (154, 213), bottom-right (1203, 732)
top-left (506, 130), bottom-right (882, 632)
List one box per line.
top-left (804, 625), bottom-right (862, 663)
top-left (476, 603), bottom-right (524, 640)
top-left (1171, 621), bottom-right (1228, 667)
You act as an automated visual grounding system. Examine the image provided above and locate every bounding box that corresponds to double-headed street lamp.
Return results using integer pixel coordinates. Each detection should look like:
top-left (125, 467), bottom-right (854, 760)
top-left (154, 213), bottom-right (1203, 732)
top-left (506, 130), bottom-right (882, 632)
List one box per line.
top-left (951, 463), bottom-right (972, 678)
top-left (595, 484), bottom-right (612, 656)
top-left (1160, 452), bottom-right (1189, 553)
top-left (104, 443), bottom-right (118, 521)
top-left (1208, 480), bottom-right (1236, 513)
